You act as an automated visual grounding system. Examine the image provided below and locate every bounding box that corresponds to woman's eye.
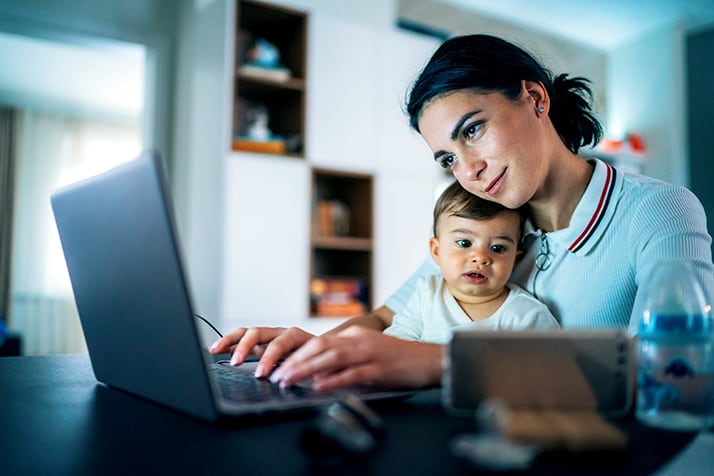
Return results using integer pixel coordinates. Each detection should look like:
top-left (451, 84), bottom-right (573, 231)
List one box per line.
top-left (438, 154), bottom-right (457, 169)
top-left (456, 239), bottom-right (472, 248)
top-left (491, 244), bottom-right (507, 254)
top-left (463, 122), bottom-right (481, 143)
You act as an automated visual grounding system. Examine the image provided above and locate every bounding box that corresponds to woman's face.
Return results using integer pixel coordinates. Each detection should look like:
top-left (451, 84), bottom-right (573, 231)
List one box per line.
top-left (417, 86), bottom-right (547, 209)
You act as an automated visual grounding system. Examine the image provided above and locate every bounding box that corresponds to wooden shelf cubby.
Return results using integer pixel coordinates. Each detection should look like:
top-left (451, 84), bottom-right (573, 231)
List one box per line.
top-left (310, 168), bottom-right (374, 318)
top-left (233, 0), bottom-right (307, 157)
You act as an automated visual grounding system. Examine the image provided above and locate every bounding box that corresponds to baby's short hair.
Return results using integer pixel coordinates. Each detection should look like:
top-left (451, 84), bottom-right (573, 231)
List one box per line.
top-left (433, 181), bottom-right (526, 243)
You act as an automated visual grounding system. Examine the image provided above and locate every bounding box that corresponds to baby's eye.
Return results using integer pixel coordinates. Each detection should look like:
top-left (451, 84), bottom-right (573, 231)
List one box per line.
top-left (490, 244), bottom-right (508, 254)
top-left (456, 239), bottom-right (472, 248)
top-left (438, 154), bottom-right (457, 169)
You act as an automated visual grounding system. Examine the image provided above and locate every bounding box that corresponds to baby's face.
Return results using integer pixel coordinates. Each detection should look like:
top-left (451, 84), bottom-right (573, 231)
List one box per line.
top-left (429, 211), bottom-right (521, 304)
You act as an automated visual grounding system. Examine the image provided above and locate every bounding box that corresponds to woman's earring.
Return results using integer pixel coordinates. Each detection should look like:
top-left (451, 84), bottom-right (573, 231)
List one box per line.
top-left (537, 106), bottom-right (545, 113)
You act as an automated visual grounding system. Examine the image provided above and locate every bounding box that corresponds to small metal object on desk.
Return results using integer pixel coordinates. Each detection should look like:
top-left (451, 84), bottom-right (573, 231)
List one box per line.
top-left (450, 400), bottom-right (541, 471)
top-left (301, 393), bottom-right (384, 456)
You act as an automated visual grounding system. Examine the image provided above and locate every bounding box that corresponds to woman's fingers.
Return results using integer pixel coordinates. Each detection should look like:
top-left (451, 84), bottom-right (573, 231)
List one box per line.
top-left (312, 362), bottom-right (382, 392)
top-left (269, 328), bottom-right (392, 386)
top-left (208, 327), bottom-right (289, 365)
top-left (230, 327), bottom-right (281, 365)
top-left (253, 327), bottom-right (315, 378)
top-left (270, 327), bottom-right (444, 390)
top-left (208, 327), bottom-right (250, 354)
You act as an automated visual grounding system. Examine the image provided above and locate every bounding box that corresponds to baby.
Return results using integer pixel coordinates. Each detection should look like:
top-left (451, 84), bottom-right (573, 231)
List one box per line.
top-left (384, 181), bottom-right (559, 343)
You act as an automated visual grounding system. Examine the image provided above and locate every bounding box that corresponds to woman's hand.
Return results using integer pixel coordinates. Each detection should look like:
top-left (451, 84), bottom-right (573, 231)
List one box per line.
top-left (208, 306), bottom-right (396, 379)
top-left (268, 327), bottom-right (444, 392)
top-left (209, 326), bottom-right (316, 378)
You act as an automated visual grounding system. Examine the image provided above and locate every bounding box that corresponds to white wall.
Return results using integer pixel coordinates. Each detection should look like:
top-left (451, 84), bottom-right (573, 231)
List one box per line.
top-left (221, 154), bottom-right (311, 329)
top-left (397, 0), bottom-right (608, 114)
top-left (373, 28), bottom-right (443, 307)
top-left (306, 14), bottom-right (382, 172)
top-left (606, 25), bottom-right (688, 185)
top-left (172, 0), bottom-right (232, 327)
top-left (269, 0), bottom-right (396, 29)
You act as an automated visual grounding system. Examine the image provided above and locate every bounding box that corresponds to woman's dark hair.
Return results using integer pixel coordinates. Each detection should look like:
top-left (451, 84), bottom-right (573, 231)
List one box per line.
top-left (407, 34), bottom-right (603, 153)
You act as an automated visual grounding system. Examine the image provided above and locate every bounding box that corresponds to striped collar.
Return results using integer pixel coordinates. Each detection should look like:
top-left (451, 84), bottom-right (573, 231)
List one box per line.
top-left (526, 159), bottom-right (621, 255)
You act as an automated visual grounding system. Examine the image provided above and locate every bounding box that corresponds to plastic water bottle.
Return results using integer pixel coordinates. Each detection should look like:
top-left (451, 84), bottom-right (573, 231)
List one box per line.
top-left (0, 319), bottom-right (7, 348)
top-left (636, 260), bottom-right (714, 431)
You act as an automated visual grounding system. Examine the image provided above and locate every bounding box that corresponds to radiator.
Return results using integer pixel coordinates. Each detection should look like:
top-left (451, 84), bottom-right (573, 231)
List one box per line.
top-left (9, 293), bottom-right (86, 355)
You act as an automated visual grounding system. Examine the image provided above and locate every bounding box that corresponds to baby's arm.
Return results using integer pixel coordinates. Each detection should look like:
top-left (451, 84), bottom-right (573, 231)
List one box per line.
top-left (383, 281), bottom-right (429, 340)
top-left (324, 305), bottom-right (394, 335)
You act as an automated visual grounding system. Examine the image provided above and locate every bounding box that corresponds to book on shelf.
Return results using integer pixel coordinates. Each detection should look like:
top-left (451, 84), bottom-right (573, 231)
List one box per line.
top-left (311, 278), bottom-right (366, 317)
top-left (315, 200), bottom-right (351, 237)
top-left (233, 137), bottom-right (286, 154)
top-left (239, 63), bottom-right (292, 82)
top-left (316, 300), bottom-right (365, 317)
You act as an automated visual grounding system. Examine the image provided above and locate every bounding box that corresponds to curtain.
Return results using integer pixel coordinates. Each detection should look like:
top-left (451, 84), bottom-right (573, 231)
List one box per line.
top-left (0, 107), bottom-right (16, 330)
top-left (9, 110), bottom-right (140, 354)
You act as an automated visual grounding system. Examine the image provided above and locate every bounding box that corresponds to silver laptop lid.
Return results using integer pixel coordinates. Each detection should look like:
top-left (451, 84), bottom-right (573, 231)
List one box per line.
top-left (51, 151), bottom-right (218, 421)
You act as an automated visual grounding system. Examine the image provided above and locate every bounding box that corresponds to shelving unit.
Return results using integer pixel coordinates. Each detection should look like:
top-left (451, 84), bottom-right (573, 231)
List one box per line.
top-left (310, 168), bottom-right (373, 318)
top-left (233, 0), bottom-right (307, 157)
top-left (224, 2), bottom-right (437, 324)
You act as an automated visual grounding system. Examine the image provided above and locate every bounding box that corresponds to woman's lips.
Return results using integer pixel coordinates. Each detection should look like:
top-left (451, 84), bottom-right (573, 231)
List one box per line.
top-left (485, 169), bottom-right (507, 196)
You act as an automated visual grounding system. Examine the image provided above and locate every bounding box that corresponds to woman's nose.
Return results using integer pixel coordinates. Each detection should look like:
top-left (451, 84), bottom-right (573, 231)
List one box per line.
top-left (455, 154), bottom-right (486, 182)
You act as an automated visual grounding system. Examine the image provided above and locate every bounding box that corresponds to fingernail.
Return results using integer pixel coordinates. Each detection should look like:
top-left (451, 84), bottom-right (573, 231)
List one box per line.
top-left (230, 353), bottom-right (240, 366)
top-left (254, 364), bottom-right (265, 378)
top-left (209, 341), bottom-right (219, 351)
top-left (269, 369), bottom-right (283, 384)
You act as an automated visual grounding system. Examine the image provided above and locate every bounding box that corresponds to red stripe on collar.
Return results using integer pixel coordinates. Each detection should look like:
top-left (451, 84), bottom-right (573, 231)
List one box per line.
top-left (568, 163), bottom-right (614, 252)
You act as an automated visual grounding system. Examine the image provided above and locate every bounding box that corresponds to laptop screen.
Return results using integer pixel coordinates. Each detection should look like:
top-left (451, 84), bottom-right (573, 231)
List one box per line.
top-left (51, 152), bottom-right (218, 420)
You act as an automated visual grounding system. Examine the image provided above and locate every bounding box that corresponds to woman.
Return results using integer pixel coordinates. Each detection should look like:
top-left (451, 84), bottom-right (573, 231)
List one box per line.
top-left (210, 34), bottom-right (714, 391)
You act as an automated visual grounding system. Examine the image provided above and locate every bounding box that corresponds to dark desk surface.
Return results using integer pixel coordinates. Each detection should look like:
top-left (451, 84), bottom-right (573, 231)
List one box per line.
top-left (0, 354), bottom-right (698, 476)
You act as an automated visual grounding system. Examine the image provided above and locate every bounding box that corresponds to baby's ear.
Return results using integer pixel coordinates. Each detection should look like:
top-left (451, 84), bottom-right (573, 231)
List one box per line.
top-left (514, 249), bottom-right (524, 265)
top-left (429, 237), bottom-right (440, 264)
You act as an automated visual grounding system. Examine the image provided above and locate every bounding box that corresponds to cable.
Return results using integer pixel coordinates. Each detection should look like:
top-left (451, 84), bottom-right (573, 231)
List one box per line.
top-left (531, 232), bottom-right (552, 300)
top-left (195, 313), bottom-right (223, 338)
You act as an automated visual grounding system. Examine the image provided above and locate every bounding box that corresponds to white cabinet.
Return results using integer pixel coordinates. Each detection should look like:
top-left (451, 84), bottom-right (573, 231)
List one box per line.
top-left (306, 14), bottom-right (382, 172)
top-left (221, 153), bottom-right (311, 328)
top-left (373, 29), bottom-right (442, 305)
top-left (376, 29), bottom-right (440, 176)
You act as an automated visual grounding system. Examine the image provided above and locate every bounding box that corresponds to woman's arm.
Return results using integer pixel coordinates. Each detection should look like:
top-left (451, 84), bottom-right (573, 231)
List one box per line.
top-left (628, 184), bottom-right (714, 334)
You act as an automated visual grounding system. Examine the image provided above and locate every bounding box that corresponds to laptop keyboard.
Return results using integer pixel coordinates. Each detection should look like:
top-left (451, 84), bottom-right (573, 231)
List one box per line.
top-left (212, 363), bottom-right (322, 403)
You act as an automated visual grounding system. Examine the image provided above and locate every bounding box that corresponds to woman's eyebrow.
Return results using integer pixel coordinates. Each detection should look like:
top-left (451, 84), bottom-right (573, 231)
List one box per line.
top-left (433, 150), bottom-right (448, 161)
top-left (432, 110), bottom-right (483, 161)
top-left (451, 110), bottom-right (480, 141)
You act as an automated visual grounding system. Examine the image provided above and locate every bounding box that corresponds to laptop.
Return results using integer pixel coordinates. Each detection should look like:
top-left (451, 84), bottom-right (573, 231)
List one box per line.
top-left (51, 151), bottom-right (406, 422)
